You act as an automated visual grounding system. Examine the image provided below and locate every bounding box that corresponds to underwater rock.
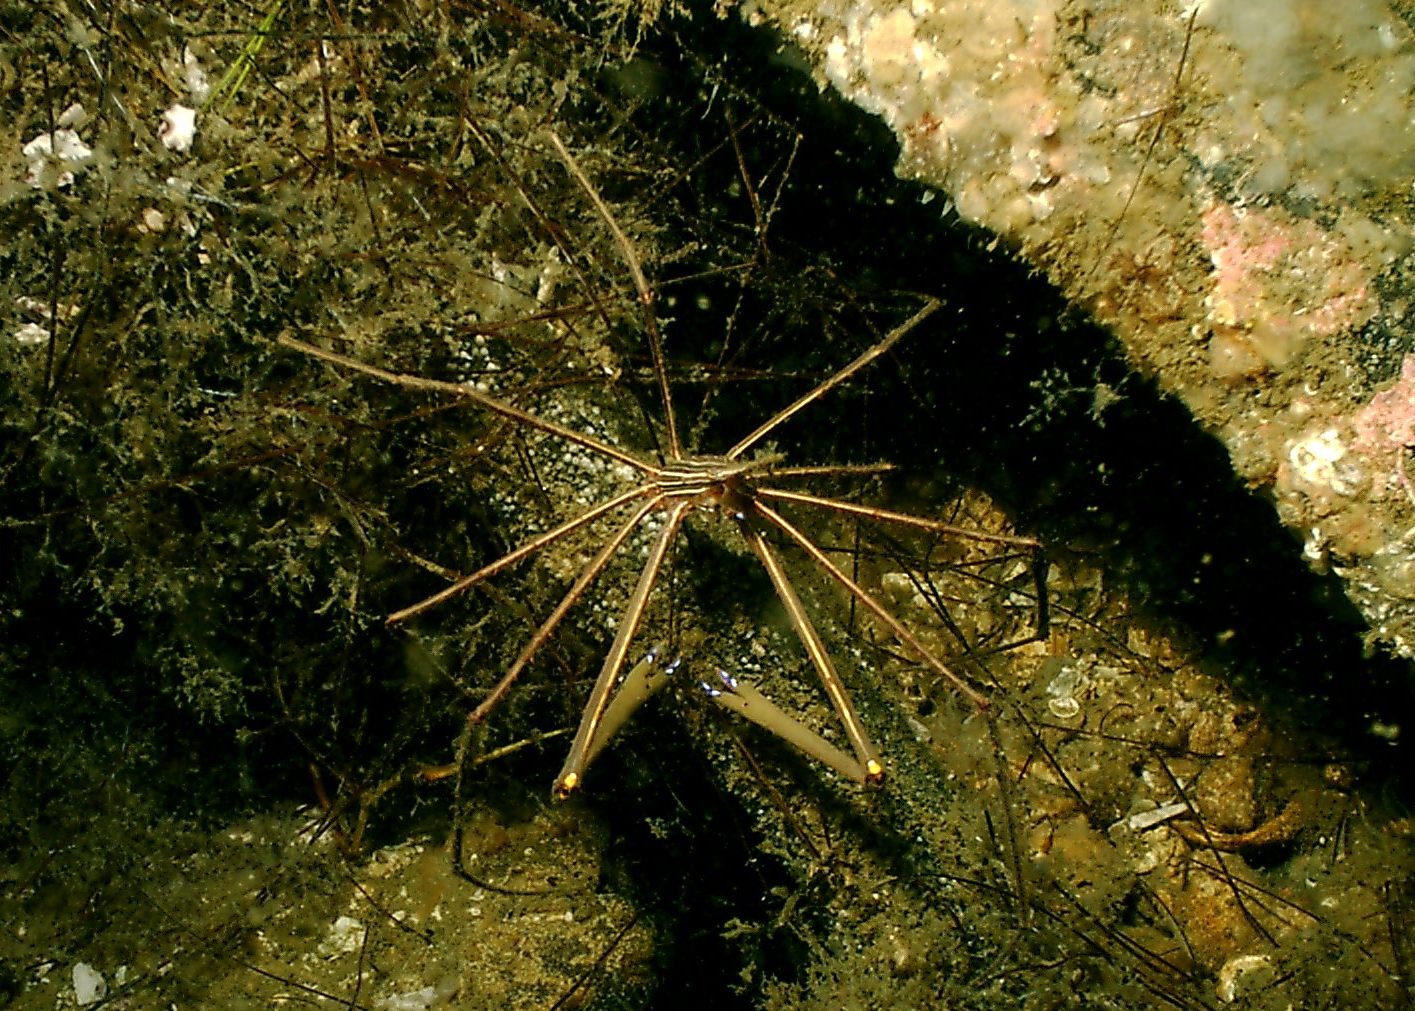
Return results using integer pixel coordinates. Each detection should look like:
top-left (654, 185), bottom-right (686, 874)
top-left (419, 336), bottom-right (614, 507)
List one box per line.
top-left (754, 0), bottom-right (1415, 660)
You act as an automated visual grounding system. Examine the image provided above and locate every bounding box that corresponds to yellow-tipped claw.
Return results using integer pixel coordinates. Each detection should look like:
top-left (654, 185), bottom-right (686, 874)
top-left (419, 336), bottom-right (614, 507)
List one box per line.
top-left (554, 772), bottom-right (580, 800)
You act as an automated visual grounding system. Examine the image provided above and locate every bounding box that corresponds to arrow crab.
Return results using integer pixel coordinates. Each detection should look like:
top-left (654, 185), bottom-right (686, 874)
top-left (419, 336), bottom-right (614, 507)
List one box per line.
top-left (281, 131), bottom-right (1043, 798)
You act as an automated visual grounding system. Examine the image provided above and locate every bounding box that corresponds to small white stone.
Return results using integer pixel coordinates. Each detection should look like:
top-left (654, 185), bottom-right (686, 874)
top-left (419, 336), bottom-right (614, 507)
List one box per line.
top-left (22, 128), bottom-right (93, 188)
top-left (183, 47), bottom-right (210, 103)
top-left (160, 104), bottom-right (197, 153)
top-left (72, 963), bottom-right (107, 1006)
top-left (319, 915), bottom-right (364, 956)
top-left (374, 986), bottom-right (439, 1011)
top-left (21, 129), bottom-right (91, 162)
top-left (56, 103), bottom-right (87, 130)
top-left (14, 322), bottom-right (47, 346)
top-left (1124, 801), bottom-right (1190, 832)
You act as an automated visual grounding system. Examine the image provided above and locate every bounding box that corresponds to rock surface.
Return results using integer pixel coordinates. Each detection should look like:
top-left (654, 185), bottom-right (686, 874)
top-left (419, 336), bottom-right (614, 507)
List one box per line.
top-left (755, 0), bottom-right (1415, 658)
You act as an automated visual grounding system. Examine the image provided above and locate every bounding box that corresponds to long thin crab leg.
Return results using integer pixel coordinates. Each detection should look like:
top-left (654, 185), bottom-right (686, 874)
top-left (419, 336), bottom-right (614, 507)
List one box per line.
top-left (547, 131), bottom-right (684, 460)
top-left (756, 487), bottom-right (1041, 549)
top-left (584, 651), bottom-right (677, 771)
top-left (388, 484), bottom-right (657, 624)
top-left (738, 521), bottom-right (885, 783)
top-left (701, 668), bottom-right (868, 783)
top-left (752, 499), bottom-right (991, 710)
top-left (764, 463), bottom-right (897, 480)
top-left (278, 334), bottom-right (659, 475)
top-left (468, 494), bottom-right (667, 723)
top-left (726, 298), bottom-right (940, 461)
top-left (555, 499), bottom-right (692, 798)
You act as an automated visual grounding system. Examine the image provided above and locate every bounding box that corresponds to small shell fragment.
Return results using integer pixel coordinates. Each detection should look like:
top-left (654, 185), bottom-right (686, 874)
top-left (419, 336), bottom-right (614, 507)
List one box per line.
top-left (22, 128), bottom-right (93, 188)
top-left (1123, 801), bottom-right (1190, 832)
top-left (160, 104), bottom-right (197, 153)
top-left (14, 322), bottom-right (47, 346)
top-left (72, 963), bottom-right (107, 1006)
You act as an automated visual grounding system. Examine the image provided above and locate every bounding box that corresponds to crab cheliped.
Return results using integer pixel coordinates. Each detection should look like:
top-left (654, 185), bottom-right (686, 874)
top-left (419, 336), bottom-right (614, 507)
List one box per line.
top-left (281, 132), bottom-right (1041, 797)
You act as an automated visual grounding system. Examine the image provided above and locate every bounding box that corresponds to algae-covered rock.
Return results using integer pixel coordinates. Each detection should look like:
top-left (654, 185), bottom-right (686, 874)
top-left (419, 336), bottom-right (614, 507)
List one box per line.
top-left (762, 0), bottom-right (1415, 663)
